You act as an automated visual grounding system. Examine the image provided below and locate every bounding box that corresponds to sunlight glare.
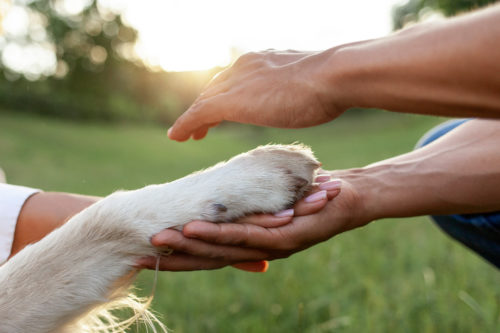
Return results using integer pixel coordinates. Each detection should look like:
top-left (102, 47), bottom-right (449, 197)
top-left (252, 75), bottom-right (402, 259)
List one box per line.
top-left (123, 1), bottom-right (232, 72)
top-left (119, 0), bottom-right (401, 72)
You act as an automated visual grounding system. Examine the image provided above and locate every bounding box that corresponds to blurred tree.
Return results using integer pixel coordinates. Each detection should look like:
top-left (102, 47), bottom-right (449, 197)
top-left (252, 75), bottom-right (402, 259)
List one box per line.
top-left (393, 0), bottom-right (499, 30)
top-left (0, 0), bottom-right (218, 123)
top-left (28, 0), bottom-right (137, 78)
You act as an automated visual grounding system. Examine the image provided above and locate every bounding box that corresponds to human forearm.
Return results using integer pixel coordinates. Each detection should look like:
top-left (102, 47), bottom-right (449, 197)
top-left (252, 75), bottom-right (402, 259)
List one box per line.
top-left (152, 120), bottom-right (500, 265)
top-left (326, 4), bottom-right (500, 117)
top-left (334, 119), bottom-right (500, 224)
top-left (9, 192), bottom-right (99, 259)
top-left (167, 4), bottom-right (500, 141)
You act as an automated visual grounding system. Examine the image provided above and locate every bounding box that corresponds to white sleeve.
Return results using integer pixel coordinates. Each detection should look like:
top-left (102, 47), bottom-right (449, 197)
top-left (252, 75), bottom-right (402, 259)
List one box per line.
top-left (0, 184), bottom-right (40, 264)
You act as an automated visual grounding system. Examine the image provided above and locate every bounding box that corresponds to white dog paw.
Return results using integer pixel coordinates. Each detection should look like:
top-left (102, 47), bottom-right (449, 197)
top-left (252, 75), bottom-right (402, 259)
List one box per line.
top-left (190, 143), bottom-right (320, 223)
top-left (104, 144), bottom-right (320, 242)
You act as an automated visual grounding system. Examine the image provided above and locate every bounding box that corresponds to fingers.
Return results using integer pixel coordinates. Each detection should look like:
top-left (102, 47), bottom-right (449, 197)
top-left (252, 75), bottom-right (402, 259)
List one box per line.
top-left (168, 95), bottom-right (229, 141)
top-left (191, 126), bottom-right (209, 140)
top-left (292, 179), bottom-right (341, 215)
top-left (236, 212), bottom-right (293, 227)
top-left (181, 179), bottom-right (342, 247)
top-left (167, 51), bottom-right (271, 142)
top-left (318, 179), bottom-right (342, 200)
top-left (151, 228), bottom-right (269, 261)
top-left (259, 181), bottom-right (342, 219)
top-left (182, 192), bottom-right (343, 251)
top-left (168, 71), bottom-right (232, 141)
top-left (136, 253), bottom-right (230, 271)
top-left (235, 191), bottom-right (329, 228)
top-left (315, 173), bottom-right (332, 183)
top-left (294, 191), bottom-right (329, 216)
top-left (139, 227), bottom-right (271, 272)
top-left (136, 254), bottom-right (268, 273)
top-left (312, 173), bottom-right (342, 200)
top-left (182, 220), bottom-right (295, 250)
top-left (191, 122), bottom-right (220, 141)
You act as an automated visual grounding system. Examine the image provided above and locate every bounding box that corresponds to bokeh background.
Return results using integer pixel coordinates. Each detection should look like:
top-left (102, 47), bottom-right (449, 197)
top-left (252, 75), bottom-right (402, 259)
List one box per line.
top-left (1, 0), bottom-right (499, 332)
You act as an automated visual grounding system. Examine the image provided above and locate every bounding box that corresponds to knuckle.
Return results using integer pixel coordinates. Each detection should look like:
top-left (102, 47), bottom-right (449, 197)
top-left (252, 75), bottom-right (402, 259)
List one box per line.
top-left (228, 230), bottom-right (250, 247)
top-left (210, 69), bottom-right (230, 84)
top-left (190, 100), bottom-right (207, 114)
top-left (211, 231), bottom-right (228, 245)
top-left (241, 51), bottom-right (258, 60)
top-left (234, 52), bottom-right (259, 67)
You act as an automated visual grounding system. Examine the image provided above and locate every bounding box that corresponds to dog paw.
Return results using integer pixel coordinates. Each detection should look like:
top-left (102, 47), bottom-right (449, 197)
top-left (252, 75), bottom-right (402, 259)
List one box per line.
top-left (109, 143), bottom-right (320, 240)
top-left (193, 143), bottom-right (321, 222)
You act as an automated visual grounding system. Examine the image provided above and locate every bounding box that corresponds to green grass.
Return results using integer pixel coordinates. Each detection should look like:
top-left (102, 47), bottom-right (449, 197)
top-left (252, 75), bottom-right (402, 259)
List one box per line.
top-left (1, 110), bottom-right (499, 332)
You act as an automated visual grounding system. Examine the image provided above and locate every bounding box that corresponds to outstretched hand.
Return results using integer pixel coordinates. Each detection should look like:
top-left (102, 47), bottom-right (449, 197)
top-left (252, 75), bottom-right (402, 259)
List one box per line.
top-left (167, 49), bottom-right (345, 142)
top-left (138, 175), bottom-right (366, 272)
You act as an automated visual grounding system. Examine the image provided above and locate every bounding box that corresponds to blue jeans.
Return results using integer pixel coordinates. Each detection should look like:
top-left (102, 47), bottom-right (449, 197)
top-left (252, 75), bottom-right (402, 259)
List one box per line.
top-left (416, 119), bottom-right (500, 269)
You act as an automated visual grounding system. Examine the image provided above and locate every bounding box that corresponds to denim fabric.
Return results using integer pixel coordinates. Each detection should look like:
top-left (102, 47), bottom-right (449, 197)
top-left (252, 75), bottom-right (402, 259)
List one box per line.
top-left (416, 119), bottom-right (500, 269)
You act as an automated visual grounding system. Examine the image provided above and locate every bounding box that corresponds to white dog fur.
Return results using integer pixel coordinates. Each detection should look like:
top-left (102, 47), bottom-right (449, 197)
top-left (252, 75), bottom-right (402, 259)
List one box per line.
top-left (0, 144), bottom-right (319, 333)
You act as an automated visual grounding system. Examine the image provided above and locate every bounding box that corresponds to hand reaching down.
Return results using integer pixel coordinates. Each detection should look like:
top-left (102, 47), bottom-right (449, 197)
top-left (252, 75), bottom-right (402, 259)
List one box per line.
top-left (167, 49), bottom-right (345, 142)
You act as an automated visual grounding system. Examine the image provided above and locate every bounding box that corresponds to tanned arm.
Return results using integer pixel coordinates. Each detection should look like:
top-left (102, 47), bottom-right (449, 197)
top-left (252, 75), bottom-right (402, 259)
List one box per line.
top-left (167, 4), bottom-right (500, 141)
top-left (8, 192), bottom-right (99, 259)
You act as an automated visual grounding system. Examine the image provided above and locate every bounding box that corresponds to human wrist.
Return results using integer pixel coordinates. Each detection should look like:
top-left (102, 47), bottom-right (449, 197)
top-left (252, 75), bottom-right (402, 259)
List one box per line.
top-left (323, 21), bottom-right (445, 112)
top-left (323, 6), bottom-right (500, 118)
top-left (312, 40), bottom-right (380, 114)
top-left (329, 167), bottom-right (384, 227)
top-left (323, 37), bottom-right (393, 111)
top-left (331, 161), bottom-right (431, 224)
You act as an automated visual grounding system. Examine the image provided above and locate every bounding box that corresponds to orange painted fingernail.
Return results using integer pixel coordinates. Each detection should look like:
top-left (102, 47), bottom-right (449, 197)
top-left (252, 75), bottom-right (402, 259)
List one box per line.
top-left (233, 261), bottom-right (269, 273)
top-left (261, 260), bottom-right (269, 272)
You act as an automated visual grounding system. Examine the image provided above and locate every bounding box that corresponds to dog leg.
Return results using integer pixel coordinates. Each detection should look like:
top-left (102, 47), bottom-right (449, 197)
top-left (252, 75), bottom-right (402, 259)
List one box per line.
top-left (0, 144), bottom-right (319, 333)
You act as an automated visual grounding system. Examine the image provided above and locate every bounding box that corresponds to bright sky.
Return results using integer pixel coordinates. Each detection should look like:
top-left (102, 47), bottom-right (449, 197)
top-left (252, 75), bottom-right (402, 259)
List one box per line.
top-left (2, 0), bottom-right (405, 75)
top-left (123, 0), bottom-right (404, 71)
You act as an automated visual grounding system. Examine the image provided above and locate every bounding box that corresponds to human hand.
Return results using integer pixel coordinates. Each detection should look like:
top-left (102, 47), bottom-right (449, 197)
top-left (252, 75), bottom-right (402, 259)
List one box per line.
top-left (137, 175), bottom-right (365, 272)
top-left (167, 49), bottom-right (345, 141)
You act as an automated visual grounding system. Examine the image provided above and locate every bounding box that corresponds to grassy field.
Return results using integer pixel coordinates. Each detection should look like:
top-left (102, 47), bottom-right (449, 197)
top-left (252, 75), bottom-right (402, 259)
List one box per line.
top-left (1, 110), bottom-right (499, 332)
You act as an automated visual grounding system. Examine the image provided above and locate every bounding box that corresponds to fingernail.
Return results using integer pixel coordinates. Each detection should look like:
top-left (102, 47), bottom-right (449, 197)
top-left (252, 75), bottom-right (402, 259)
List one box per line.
top-left (233, 261), bottom-right (269, 273)
top-left (274, 208), bottom-right (294, 217)
top-left (305, 190), bottom-right (327, 203)
top-left (167, 127), bottom-right (173, 137)
top-left (315, 175), bottom-right (331, 183)
top-left (319, 179), bottom-right (341, 191)
top-left (261, 260), bottom-right (269, 272)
